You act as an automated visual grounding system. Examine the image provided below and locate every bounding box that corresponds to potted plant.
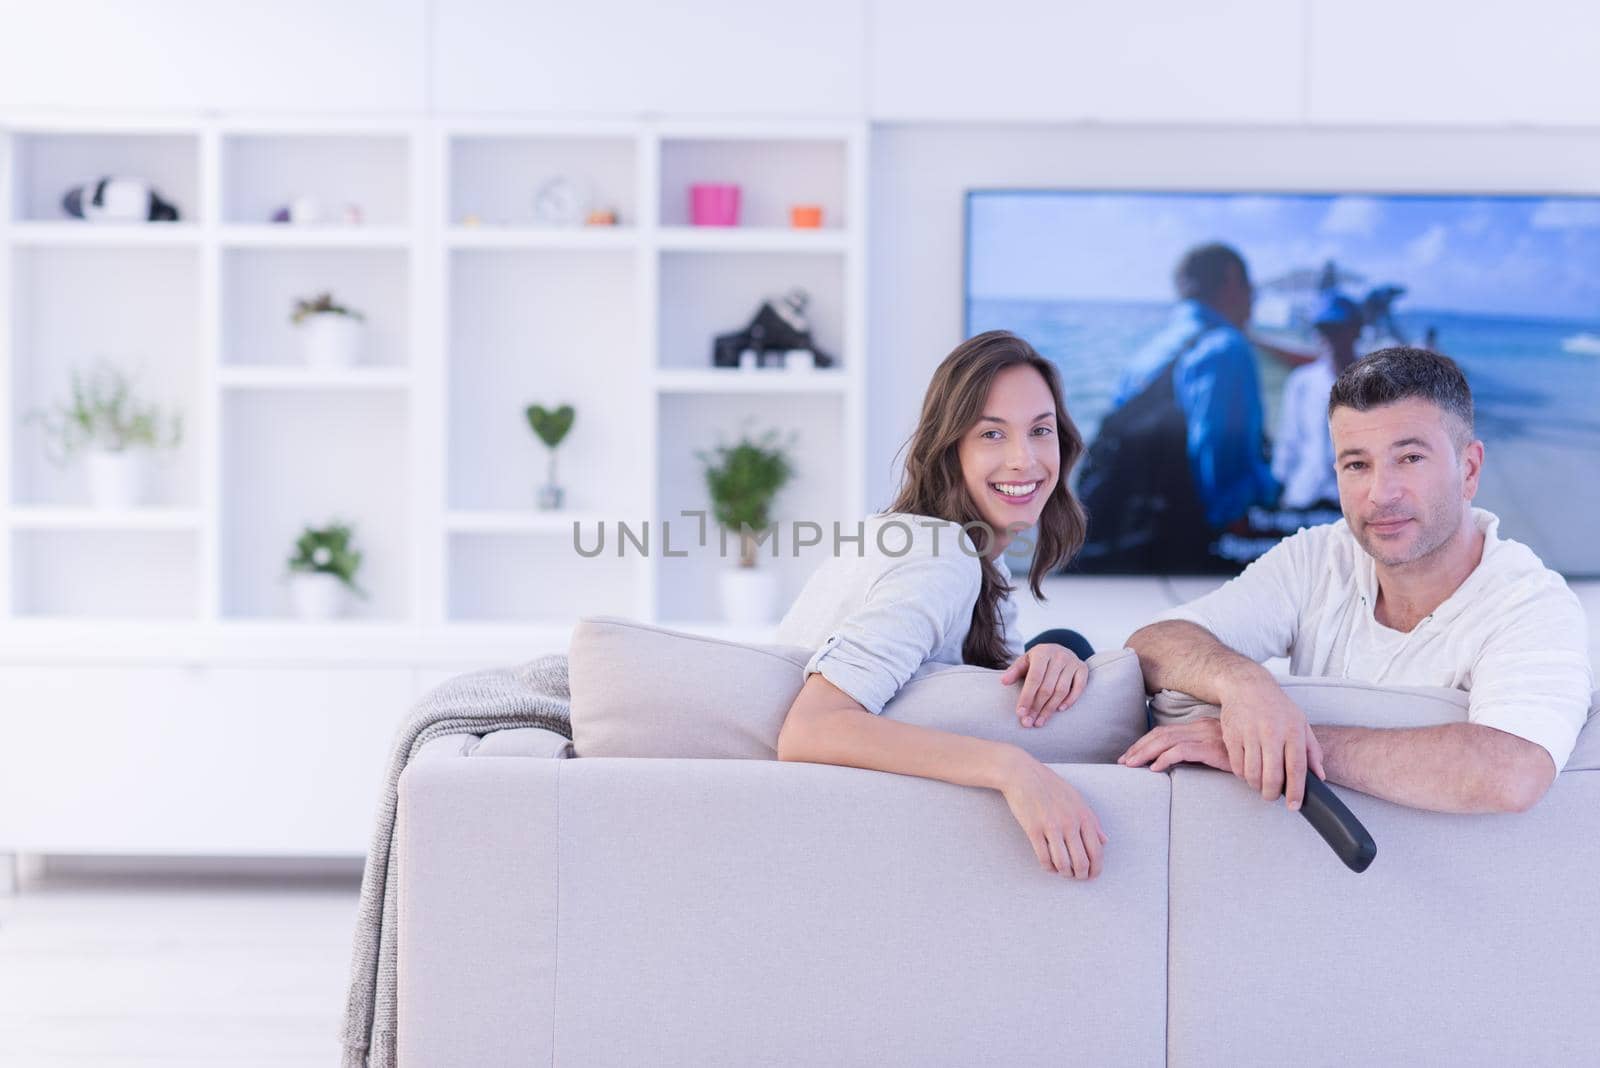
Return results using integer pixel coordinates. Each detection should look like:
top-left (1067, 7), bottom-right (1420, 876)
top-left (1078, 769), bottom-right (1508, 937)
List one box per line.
top-left (525, 403), bottom-right (575, 510)
top-left (292, 292), bottom-right (366, 369)
top-left (699, 428), bottom-right (795, 625)
top-left (285, 521), bottom-right (367, 620)
top-left (26, 362), bottom-right (182, 509)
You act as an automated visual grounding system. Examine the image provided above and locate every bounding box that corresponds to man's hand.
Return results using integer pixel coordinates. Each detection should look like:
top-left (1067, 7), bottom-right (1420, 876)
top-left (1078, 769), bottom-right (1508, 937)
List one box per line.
top-left (1218, 676), bottom-right (1326, 809)
top-left (1118, 717), bottom-right (1231, 773)
top-left (1000, 643), bottom-right (1089, 729)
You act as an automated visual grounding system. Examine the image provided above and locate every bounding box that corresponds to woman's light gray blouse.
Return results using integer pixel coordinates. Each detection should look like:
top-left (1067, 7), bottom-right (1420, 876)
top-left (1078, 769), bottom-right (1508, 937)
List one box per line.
top-left (775, 512), bottom-right (1021, 714)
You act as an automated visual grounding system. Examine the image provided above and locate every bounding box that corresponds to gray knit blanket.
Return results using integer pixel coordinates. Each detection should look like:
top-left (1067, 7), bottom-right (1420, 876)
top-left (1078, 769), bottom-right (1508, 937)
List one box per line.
top-left (340, 653), bottom-right (572, 1068)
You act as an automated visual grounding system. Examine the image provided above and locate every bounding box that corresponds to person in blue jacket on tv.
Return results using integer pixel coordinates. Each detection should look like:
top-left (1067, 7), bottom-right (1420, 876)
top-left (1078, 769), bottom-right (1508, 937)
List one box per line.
top-left (1075, 242), bottom-right (1280, 573)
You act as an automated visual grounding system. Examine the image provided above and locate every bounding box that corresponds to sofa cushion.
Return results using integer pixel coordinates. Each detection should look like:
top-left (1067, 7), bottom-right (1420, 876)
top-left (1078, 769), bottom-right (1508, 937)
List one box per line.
top-left (567, 616), bottom-right (1148, 762)
top-left (1151, 677), bottom-right (1600, 772)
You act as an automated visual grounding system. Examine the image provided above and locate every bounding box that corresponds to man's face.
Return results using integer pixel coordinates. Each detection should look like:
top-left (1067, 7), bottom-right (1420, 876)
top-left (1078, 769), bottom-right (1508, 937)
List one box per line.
top-left (1216, 264), bottom-right (1254, 330)
top-left (1330, 398), bottom-right (1482, 568)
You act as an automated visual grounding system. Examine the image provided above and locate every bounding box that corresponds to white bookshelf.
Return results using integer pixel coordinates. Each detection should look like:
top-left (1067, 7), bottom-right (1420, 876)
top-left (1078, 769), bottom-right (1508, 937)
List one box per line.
top-left (2, 113), bottom-right (866, 637)
top-left (0, 118), bottom-right (861, 859)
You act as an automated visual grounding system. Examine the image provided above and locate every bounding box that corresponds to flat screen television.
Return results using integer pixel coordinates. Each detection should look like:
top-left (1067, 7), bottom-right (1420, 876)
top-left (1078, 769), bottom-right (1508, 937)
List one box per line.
top-left (965, 189), bottom-right (1600, 577)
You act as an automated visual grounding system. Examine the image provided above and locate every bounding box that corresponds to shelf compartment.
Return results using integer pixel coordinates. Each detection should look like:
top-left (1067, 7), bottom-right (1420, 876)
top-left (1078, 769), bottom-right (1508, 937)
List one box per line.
top-left (654, 391), bottom-right (849, 626)
top-left (9, 221), bottom-right (202, 247)
top-left (217, 225), bottom-right (412, 249)
top-left (219, 390), bottom-right (410, 622)
top-left (447, 530), bottom-right (638, 623)
top-left (653, 369), bottom-right (849, 394)
top-left (11, 529), bottom-right (199, 620)
top-left (219, 246), bottom-right (410, 369)
top-left (658, 137), bottom-right (847, 230)
top-left (7, 506), bottom-right (204, 532)
top-left (9, 245), bottom-right (201, 508)
top-left (655, 227), bottom-right (848, 253)
top-left (220, 133), bottom-right (411, 226)
top-left (657, 251), bottom-right (845, 372)
top-left (447, 134), bottom-right (639, 229)
top-left (9, 131), bottom-right (201, 224)
top-left (443, 226), bottom-right (637, 250)
top-left (447, 248), bottom-right (642, 513)
top-left (444, 510), bottom-right (609, 535)
top-left (217, 367), bottom-right (413, 390)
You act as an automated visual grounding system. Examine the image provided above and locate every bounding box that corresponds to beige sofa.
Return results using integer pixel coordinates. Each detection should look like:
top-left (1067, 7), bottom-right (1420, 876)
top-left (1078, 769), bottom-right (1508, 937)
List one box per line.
top-left (393, 623), bottom-right (1600, 1066)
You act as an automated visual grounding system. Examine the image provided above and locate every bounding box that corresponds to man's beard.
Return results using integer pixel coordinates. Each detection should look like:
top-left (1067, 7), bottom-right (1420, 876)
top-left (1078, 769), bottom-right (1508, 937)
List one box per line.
top-left (1354, 493), bottom-right (1461, 568)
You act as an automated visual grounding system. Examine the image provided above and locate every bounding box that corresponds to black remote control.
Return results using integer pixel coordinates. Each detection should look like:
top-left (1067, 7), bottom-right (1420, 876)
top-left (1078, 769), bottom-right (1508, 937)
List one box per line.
top-left (1298, 775), bottom-right (1377, 873)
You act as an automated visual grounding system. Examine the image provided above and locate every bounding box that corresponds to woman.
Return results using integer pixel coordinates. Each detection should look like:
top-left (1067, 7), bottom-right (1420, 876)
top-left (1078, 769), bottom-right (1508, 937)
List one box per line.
top-left (776, 330), bottom-right (1107, 880)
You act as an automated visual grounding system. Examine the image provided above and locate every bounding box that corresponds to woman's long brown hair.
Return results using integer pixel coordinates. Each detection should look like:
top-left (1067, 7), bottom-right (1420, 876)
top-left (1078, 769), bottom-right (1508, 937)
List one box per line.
top-left (887, 330), bottom-right (1087, 668)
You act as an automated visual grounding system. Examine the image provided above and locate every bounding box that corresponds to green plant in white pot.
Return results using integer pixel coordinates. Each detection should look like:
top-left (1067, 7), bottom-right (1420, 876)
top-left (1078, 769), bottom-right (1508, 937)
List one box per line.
top-left (699, 428), bottom-right (794, 625)
top-left (26, 362), bottom-right (182, 509)
top-left (292, 292), bottom-right (366, 369)
top-left (285, 521), bottom-right (367, 620)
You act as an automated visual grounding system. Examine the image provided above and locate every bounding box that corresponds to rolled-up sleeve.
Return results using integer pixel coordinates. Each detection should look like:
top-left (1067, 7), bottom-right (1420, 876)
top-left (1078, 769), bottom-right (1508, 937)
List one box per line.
top-left (805, 547), bottom-right (981, 715)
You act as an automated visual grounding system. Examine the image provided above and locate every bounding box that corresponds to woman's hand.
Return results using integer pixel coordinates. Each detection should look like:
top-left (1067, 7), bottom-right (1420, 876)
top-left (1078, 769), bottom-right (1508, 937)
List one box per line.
top-left (999, 643), bottom-right (1089, 728)
top-left (997, 750), bottom-right (1107, 879)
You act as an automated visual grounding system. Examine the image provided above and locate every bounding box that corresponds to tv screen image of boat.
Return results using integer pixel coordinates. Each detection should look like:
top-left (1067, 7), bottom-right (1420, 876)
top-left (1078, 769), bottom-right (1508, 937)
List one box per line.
top-left (966, 190), bottom-right (1600, 577)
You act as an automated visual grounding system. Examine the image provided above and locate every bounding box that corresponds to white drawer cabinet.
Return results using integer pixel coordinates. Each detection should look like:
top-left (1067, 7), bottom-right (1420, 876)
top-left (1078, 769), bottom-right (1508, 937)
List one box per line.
top-left (0, 664), bottom-right (413, 855)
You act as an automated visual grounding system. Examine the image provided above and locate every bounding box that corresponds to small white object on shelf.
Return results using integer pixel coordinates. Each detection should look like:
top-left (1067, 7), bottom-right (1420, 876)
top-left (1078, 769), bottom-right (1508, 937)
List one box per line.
top-left (288, 572), bottom-right (350, 621)
top-left (300, 313), bottom-right (365, 369)
top-left (719, 566), bottom-right (782, 625)
top-left (84, 449), bottom-right (151, 510)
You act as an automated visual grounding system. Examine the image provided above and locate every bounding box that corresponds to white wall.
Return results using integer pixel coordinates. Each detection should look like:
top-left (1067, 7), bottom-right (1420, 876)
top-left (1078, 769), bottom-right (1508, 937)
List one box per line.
top-left (4, 1), bottom-right (1598, 125)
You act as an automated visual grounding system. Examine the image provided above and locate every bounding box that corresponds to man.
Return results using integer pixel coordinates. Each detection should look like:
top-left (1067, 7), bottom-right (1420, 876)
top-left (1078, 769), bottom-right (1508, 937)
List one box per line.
top-left (1272, 293), bottom-right (1363, 510)
top-left (1119, 347), bottom-right (1592, 813)
top-left (1075, 243), bottom-right (1279, 573)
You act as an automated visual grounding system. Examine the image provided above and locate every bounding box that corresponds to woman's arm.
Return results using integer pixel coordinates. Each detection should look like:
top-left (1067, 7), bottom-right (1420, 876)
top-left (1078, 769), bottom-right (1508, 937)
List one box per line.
top-left (777, 674), bottom-right (1107, 879)
top-left (777, 673), bottom-right (1023, 790)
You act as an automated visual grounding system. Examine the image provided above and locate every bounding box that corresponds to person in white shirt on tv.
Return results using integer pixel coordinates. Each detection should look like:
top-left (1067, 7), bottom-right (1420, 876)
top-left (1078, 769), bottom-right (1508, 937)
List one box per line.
top-left (1271, 292), bottom-right (1363, 510)
top-left (1118, 346), bottom-right (1592, 814)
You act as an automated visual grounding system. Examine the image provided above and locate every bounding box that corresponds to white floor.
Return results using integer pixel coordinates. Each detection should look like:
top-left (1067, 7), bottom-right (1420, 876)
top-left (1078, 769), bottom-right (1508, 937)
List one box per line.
top-left (0, 858), bottom-right (362, 1067)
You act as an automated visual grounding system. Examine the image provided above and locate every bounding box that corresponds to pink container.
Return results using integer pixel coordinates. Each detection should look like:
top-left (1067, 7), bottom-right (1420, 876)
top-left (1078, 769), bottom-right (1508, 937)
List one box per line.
top-left (689, 183), bottom-right (741, 227)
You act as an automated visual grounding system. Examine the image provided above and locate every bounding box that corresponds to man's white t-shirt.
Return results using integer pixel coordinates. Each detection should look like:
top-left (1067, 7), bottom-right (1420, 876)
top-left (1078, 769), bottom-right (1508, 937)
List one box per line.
top-left (1156, 507), bottom-right (1592, 770)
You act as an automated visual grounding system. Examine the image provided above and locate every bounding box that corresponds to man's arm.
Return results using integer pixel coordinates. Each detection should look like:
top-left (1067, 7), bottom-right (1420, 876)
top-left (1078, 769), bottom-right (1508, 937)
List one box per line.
top-left (1127, 618), bottom-right (1274, 702)
top-left (1127, 619), bottom-right (1324, 809)
top-left (1122, 717), bottom-right (1556, 814)
top-left (1317, 723), bottom-right (1557, 814)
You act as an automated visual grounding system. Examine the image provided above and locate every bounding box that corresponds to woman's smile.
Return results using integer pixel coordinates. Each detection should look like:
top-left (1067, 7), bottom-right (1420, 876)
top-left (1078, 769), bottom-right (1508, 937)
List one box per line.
top-left (989, 478), bottom-right (1044, 506)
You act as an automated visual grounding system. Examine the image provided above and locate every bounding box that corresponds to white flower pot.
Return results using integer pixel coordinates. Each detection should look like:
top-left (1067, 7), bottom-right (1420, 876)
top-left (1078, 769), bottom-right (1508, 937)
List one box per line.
top-left (300, 314), bottom-right (364, 369)
top-left (719, 566), bottom-right (781, 626)
top-left (84, 449), bottom-right (150, 509)
top-left (288, 572), bottom-right (350, 621)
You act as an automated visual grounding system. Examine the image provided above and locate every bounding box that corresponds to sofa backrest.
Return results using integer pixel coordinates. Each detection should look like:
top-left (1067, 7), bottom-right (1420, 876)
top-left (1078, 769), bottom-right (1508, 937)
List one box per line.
top-left (1165, 764), bottom-right (1600, 1065)
top-left (399, 753), bottom-right (1173, 1066)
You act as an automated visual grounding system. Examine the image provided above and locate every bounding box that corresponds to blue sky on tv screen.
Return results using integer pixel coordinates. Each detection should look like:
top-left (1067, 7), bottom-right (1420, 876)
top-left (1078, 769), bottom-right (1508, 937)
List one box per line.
top-left (968, 192), bottom-right (1600, 322)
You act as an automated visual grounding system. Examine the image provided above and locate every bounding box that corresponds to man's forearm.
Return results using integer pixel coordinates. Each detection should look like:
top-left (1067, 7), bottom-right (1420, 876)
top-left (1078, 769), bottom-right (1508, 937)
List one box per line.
top-left (1317, 723), bottom-right (1556, 814)
top-left (1126, 620), bottom-right (1274, 702)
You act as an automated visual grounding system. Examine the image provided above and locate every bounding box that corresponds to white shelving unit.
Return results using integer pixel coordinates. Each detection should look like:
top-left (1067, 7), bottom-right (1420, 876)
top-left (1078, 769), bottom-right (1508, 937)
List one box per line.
top-left (0, 113), bottom-right (866, 857)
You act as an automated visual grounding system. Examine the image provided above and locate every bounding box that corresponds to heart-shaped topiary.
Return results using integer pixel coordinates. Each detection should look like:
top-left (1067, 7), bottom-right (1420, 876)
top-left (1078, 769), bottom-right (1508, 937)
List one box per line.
top-left (525, 403), bottom-right (575, 449)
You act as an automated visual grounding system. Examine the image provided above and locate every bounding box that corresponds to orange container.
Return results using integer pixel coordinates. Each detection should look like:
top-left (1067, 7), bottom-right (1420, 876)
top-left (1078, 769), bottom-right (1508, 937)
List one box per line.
top-left (790, 204), bottom-right (824, 229)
